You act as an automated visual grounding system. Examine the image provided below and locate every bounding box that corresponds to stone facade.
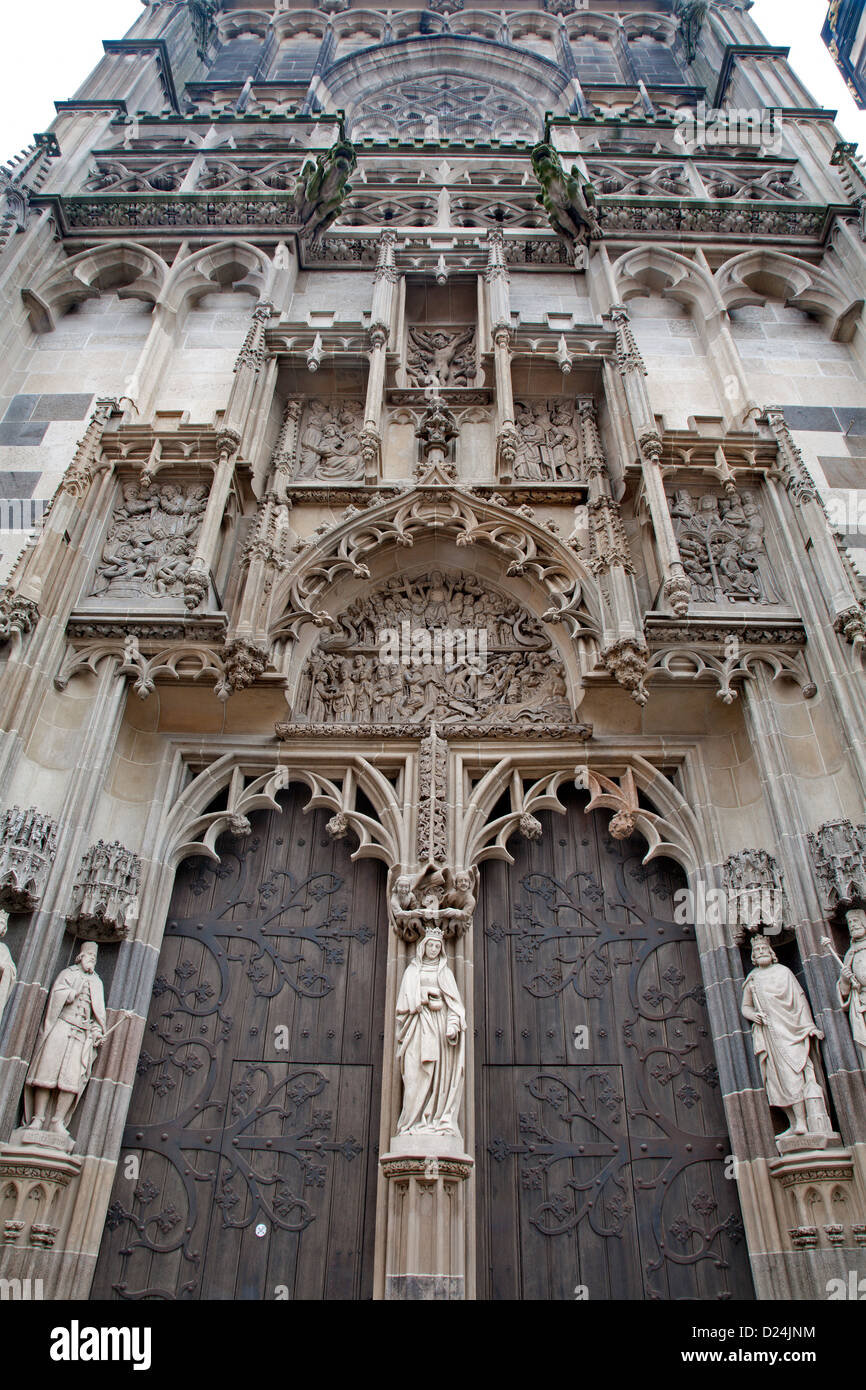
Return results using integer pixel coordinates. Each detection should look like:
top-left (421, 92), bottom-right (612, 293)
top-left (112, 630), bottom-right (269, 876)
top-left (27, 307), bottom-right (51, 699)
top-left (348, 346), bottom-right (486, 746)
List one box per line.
top-left (0, 0), bottom-right (865, 1302)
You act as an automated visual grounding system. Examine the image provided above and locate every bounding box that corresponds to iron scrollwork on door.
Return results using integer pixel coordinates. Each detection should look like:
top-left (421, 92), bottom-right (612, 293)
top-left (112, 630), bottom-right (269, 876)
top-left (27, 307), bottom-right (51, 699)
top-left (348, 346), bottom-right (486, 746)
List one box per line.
top-left (93, 795), bottom-right (384, 1301)
top-left (480, 794), bottom-right (752, 1301)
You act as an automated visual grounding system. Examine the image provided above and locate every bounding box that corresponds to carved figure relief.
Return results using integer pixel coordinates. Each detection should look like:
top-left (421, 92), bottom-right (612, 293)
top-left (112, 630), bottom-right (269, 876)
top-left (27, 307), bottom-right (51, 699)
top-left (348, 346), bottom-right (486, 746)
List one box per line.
top-left (295, 572), bottom-right (571, 729)
top-left (22, 942), bottom-right (107, 1151)
top-left (823, 911), bottom-right (866, 1069)
top-left (670, 488), bottom-right (783, 605)
top-left (389, 864), bottom-right (478, 941)
top-left (513, 400), bottom-right (584, 482)
top-left (406, 328), bottom-right (477, 388)
top-left (294, 400), bottom-right (365, 481)
top-left (741, 936), bottom-right (835, 1150)
top-left (89, 483), bottom-right (208, 602)
top-left (395, 927), bottom-right (467, 1141)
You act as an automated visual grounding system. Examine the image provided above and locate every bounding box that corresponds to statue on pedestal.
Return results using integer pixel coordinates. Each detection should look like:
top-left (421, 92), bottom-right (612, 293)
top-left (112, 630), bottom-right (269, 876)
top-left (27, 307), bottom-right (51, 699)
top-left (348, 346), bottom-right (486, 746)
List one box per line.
top-left (823, 910), bottom-right (866, 1069)
top-left (22, 941), bottom-right (106, 1144)
top-left (395, 926), bottom-right (466, 1139)
top-left (0, 910), bottom-right (16, 1026)
top-left (741, 935), bottom-right (833, 1146)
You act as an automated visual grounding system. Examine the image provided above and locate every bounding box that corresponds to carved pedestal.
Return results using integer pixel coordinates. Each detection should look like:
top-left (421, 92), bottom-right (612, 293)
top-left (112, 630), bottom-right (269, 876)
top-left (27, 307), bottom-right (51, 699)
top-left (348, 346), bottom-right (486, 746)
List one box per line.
top-left (0, 1142), bottom-right (82, 1251)
top-left (769, 1149), bottom-right (866, 1251)
top-left (380, 1147), bottom-right (473, 1300)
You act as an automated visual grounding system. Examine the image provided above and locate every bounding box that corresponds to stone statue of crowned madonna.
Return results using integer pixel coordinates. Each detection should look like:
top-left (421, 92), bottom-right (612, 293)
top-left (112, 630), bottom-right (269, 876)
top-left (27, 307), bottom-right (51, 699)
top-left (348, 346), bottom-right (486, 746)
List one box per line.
top-left (395, 924), bottom-right (467, 1142)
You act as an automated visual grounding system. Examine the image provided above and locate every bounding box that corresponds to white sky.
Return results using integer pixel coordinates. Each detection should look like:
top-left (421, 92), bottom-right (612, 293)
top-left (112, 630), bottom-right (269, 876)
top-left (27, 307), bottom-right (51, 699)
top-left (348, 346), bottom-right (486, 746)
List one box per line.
top-left (0, 0), bottom-right (864, 163)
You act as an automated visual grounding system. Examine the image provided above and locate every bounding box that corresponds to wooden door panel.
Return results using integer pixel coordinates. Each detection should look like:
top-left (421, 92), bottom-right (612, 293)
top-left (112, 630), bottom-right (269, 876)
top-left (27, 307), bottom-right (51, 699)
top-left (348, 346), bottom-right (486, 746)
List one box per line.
top-left (476, 788), bottom-right (754, 1302)
top-left (92, 789), bottom-right (385, 1301)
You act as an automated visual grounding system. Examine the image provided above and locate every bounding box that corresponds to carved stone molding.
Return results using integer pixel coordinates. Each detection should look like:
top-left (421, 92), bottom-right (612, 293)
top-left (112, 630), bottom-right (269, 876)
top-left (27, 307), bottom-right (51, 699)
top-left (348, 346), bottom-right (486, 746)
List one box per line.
top-left (273, 488), bottom-right (595, 643)
top-left (66, 840), bottom-right (141, 942)
top-left (809, 820), bottom-right (866, 918)
top-left (0, 806), bottom-right (58, 912)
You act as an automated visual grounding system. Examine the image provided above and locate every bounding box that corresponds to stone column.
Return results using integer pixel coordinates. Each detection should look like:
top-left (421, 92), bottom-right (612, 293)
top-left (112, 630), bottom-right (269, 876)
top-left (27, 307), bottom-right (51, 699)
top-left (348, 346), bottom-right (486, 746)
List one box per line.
top-left (608, 305), bottom-right (691, 616)
top-left (485, 231), bottom-right (518, 483)
top-left (377, 729), bottom-right (474, 1299)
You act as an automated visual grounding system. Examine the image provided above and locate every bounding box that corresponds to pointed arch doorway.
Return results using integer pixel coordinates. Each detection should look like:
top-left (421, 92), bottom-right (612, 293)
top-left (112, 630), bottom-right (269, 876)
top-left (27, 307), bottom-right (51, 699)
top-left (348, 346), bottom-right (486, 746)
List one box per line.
top-left (475, 786), bottom-right (755, 1301)
top-left (92, 786), bottom-right (387, 1300)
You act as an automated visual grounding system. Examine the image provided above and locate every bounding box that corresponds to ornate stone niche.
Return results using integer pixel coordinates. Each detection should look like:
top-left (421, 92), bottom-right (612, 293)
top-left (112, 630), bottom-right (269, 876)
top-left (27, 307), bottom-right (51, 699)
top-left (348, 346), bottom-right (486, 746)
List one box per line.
top-left (0, 806), bottom-right (58, 913)
top-left (291, 571), bottom-right (573, 733)
top-left (404, 328), bottom-right (480, 390)
top-left (85, 479), bottom-right (209, 608)
top-left (512, 399), bottom-right (587, 483)
top-left (66, 840), bottom-right (141, 943)
top-left (292, 398), bottom-right (366, 481)
top-left (669, 486), bottom-right (784, 606)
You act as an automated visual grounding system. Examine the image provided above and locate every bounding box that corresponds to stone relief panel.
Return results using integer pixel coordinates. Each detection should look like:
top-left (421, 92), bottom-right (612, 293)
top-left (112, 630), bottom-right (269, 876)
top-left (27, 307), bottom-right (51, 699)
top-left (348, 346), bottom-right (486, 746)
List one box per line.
top-left (405, 328), bottom-right (478, 388)
top-left (294, 572), bottom-right (572, 730)
top-left (87, 482), bottom-right (208, 605)
top-left (294, 399), bottom-right (365, 481)
top-left (670, 488), bottom-right (783, 606)
top-left (513, 400), bottom-right (585, 482)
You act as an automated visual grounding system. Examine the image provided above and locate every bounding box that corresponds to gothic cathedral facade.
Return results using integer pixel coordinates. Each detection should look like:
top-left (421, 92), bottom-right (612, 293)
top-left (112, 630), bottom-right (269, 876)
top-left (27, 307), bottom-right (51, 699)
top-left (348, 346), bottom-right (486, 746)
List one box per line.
top-left (0, 0), bottom-right (865, 1302)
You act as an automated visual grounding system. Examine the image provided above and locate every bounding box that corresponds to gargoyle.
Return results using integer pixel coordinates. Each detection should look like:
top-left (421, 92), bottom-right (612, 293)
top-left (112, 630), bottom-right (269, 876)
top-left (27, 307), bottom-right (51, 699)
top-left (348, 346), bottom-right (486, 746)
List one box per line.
top-left (291, 139), bottom-right (357, 244)
top-left (531, 143), bottom-right (601, 256)
top-left (676, 0), bottom-right (709, 65)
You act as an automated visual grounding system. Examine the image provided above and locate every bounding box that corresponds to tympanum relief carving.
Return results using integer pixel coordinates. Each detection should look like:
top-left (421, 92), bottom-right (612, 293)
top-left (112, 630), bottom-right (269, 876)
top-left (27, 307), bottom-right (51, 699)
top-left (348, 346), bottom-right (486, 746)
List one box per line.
top-left (88, 482), bottom-right (208, 603)
top-left (294, 572), bottom-right (572, 730)
top-left (670, 488), bottom-right (783, 605)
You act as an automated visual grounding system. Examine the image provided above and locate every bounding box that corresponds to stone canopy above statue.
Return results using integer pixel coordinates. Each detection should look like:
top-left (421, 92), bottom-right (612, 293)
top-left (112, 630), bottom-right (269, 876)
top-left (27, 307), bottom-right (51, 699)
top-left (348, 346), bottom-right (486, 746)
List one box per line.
top-left (293, 570), bottom-right (573, 731)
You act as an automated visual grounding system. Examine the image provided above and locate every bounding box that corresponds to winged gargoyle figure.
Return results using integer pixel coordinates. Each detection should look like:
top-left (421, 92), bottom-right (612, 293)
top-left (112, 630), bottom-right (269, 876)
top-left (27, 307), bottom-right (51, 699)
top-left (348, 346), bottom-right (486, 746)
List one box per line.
top-left (291, 138), bottom-right (357, 244)
top-left (531, 143), bottom-right (602, 256)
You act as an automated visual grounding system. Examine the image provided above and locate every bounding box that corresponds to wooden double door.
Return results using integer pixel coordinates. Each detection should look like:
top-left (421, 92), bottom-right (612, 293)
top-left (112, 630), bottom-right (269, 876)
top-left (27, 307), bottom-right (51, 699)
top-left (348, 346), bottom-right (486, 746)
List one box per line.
top-left (475, 787), bottom-right (755, 1301)
top-left (93, 788), bottom-right (386, 1300)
